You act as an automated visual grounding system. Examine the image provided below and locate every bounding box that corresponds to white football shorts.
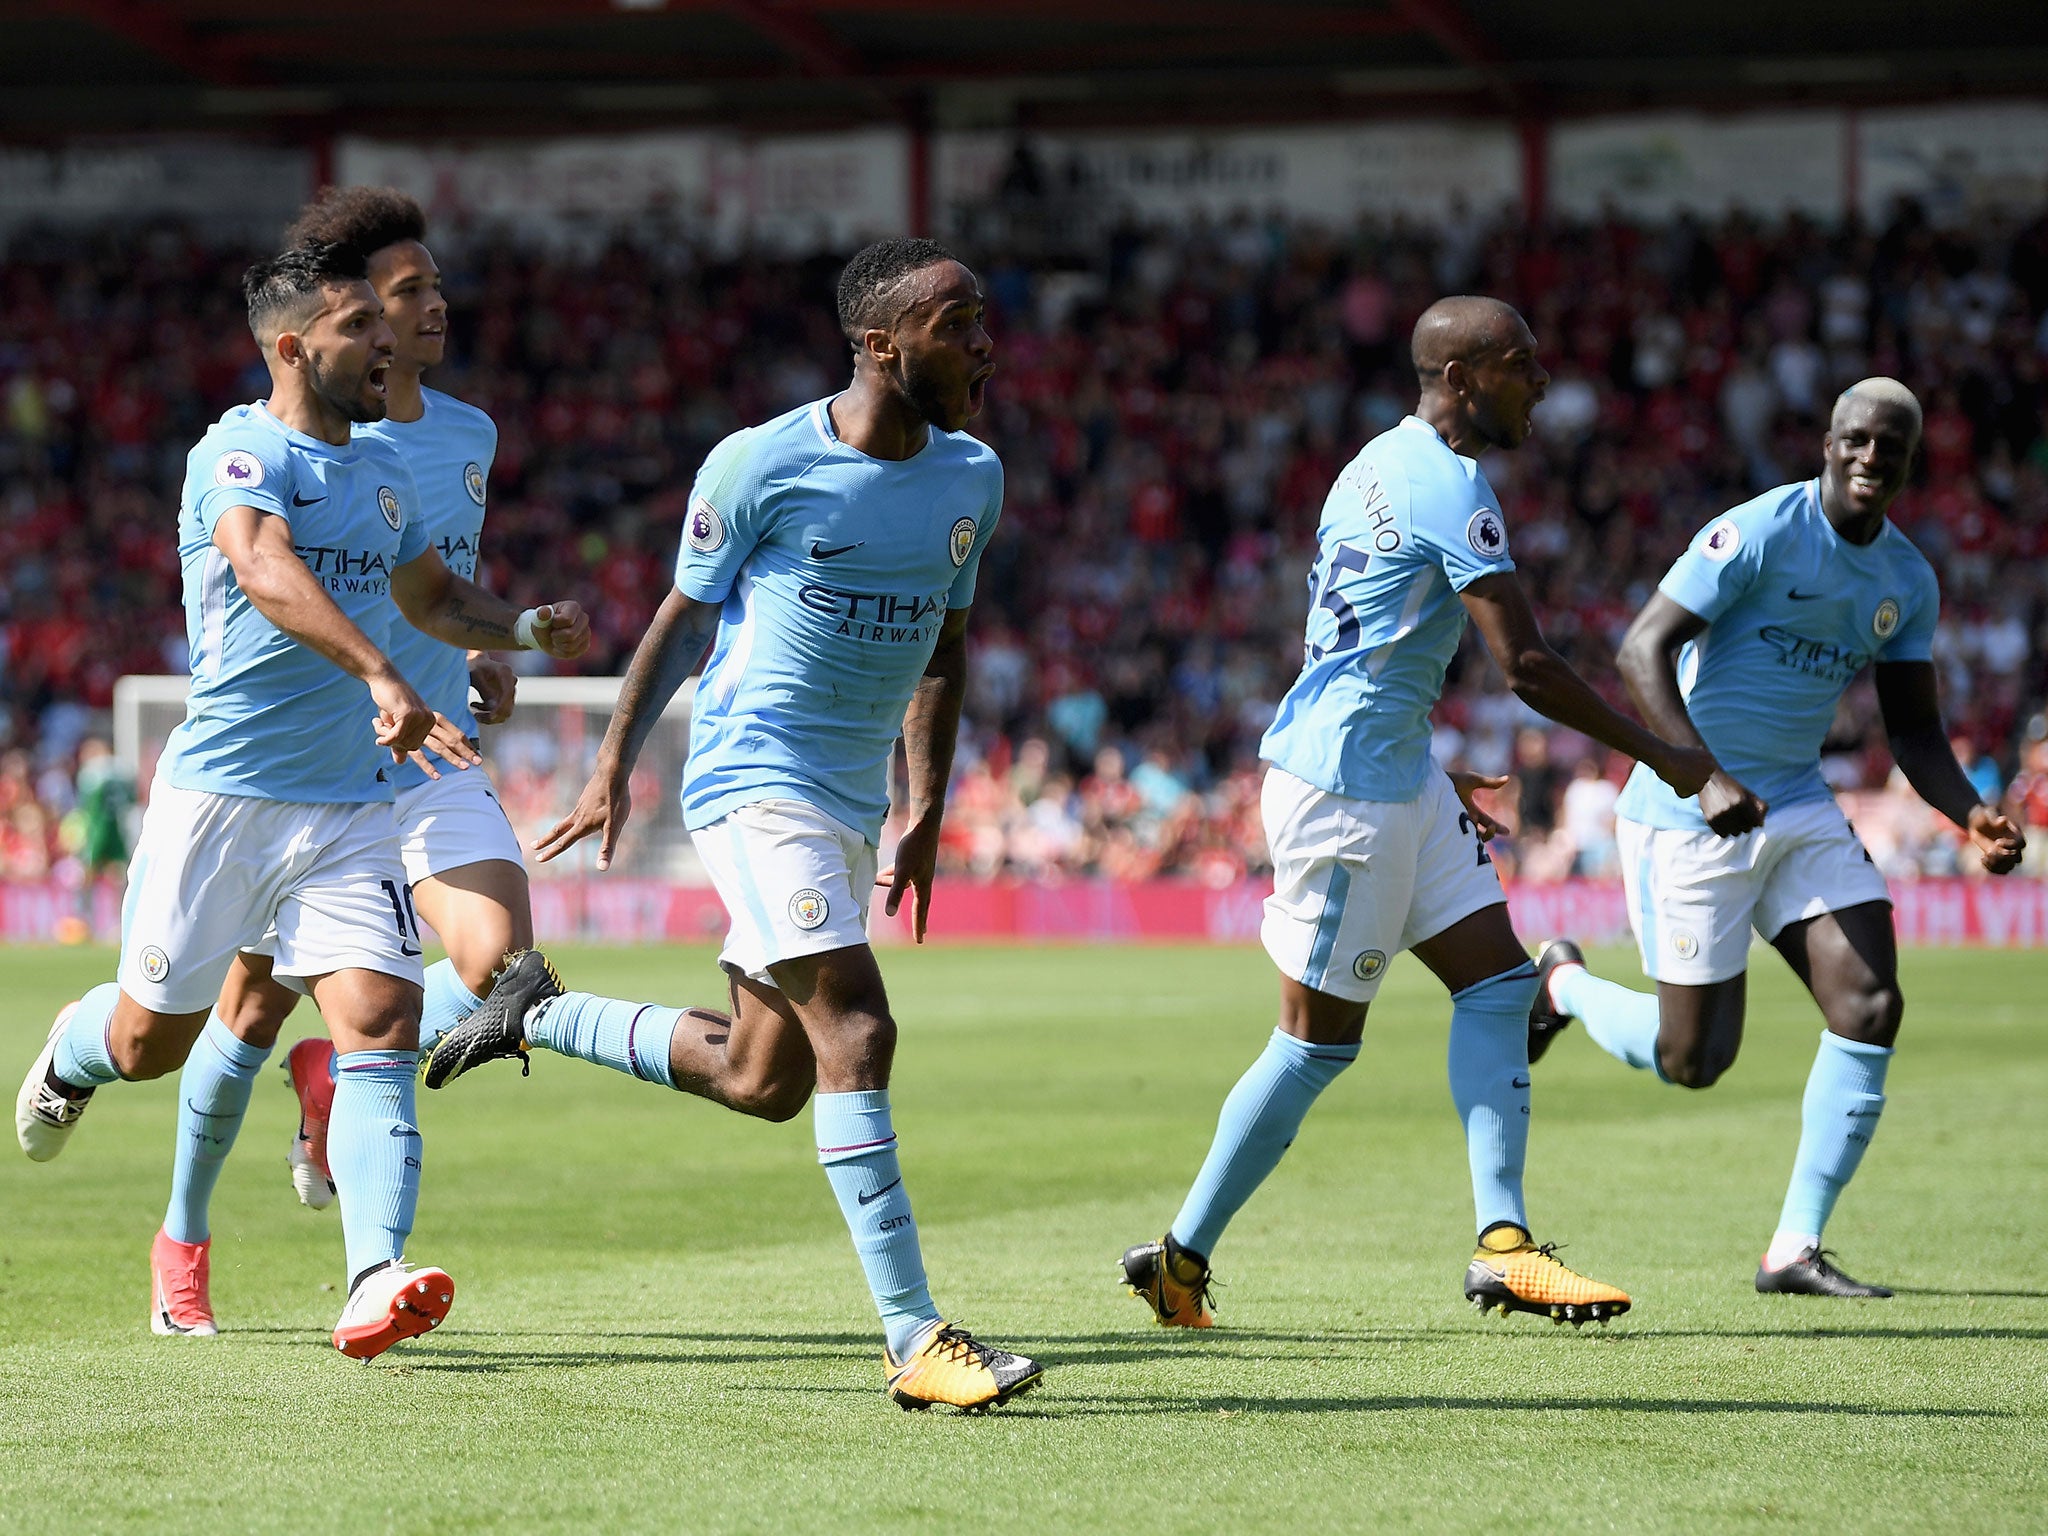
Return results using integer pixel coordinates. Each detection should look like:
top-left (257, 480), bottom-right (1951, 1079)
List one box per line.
top-left (1260, 764), bottom-right (1507, 1002)
top-left (394, 763), bottom-right (524, 886)
top-left (1617, 797), bottom-right (1892, 985)
top-left (691, 798), bottom-right (878, 984)
top-left (118, 779), bottom-right (424, 1014)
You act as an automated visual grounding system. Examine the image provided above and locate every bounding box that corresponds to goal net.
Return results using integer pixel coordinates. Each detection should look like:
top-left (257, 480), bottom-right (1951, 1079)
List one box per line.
top-left (112, 673), bottom-right (705, 883)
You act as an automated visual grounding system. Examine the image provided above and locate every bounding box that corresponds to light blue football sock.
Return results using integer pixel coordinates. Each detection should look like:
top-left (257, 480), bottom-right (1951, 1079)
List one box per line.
top-left (1554, 963), bottom-right (1666, 1077)
top-left (328, 1050), bottom-right (422, 1283)
top-left (419, 960), bottom-right (483, 1056)
top-left (524, 993), bottom-right (677, 1088)
top-left (814, 1090), bottom-right (939, 1358)
top-left (1448, 962), bottom-right (1539, 1236)
top-left (51, 983), bottom-right (123, 1088)
top-left (163, 1016), bottom-right (271, 1244)
top-left (1775, 1031), bottom-right (1892, 1244)
top-left (1169, 1028), bottom-right (1359, 1260)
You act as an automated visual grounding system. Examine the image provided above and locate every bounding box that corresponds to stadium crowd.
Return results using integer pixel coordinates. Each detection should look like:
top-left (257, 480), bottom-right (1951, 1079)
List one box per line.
top-left (2, 197), bottom-right (2046, 885)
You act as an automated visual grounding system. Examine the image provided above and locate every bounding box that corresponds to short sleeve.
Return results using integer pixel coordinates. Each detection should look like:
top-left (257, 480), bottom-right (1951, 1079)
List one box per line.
top-left (1877, 560), bottom-right (1940, 663)
top-left (191, 433), bottom-right (291, 534)
top-left (1407, 462), bottom-right (1515, 591)
top-left (1659, 505), bottom-right (1768, 622)
top-left (945, 458), bottom-right (1004, 610)
top-left (391, 461), bottom-right (429, 565)
top-left (674, 429), bottom-right (767, 603)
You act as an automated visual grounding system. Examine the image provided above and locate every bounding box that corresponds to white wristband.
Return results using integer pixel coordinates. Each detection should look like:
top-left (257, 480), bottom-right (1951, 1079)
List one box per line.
top-left (513, 607), bottom-right (544, 650)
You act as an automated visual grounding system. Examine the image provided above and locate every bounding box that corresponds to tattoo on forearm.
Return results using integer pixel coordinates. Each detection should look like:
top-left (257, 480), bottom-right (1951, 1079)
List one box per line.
top-left (604, 604), bottom-right (716, 772)
top-left (445, 595), bottom-right (513, 643)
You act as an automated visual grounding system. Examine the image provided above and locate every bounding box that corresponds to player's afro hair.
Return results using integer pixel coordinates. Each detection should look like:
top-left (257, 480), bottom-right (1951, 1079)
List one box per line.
top-left (835, 237), bottom-right (959, 344)
top-left (242, 240), bottom-right (368, 340)
top-left (285, 185), bottom-right (427, 260)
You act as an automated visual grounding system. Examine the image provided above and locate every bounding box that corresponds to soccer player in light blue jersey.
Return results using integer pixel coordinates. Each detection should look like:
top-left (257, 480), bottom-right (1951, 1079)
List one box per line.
top-left (13, 241), bottom-right (588, 1359)
top-left (426, 239), bottom-right (1043, 1412)
top-left (161, 189), bottom-right (546, 1243)
top-left (1527, 380), bottom-right (2025, 1299)
top-left (1121, 296), bottom-right (1722, 1331)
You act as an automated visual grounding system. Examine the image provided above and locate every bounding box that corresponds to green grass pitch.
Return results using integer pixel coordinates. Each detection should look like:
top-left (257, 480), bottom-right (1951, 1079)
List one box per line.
top-left (2, 940), bottom-right (2044, 1533)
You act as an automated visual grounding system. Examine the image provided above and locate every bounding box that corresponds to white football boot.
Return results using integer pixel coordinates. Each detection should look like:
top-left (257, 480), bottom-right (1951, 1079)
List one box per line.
top-left (16, 1001), bottom-right (90, 1161)
top-left (333, 1261), bottom-right (456, 1361)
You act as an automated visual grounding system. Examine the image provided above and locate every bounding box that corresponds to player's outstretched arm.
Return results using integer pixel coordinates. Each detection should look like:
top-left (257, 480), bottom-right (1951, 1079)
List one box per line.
top-left (1616, 592), bottom-right (1769, 836)
top-left (1874, 660), bottom-right (2025, 874)
top-left (212, 504), bottom-right (434, 757)
top-left (390, 545), bottom-right (591, 661)
top-left (883, 606), bottom-right (971, 943)
top-left (532, 585), bottom-right (719, 870)
top-left (1459, 572), bottom-right (1722, 806)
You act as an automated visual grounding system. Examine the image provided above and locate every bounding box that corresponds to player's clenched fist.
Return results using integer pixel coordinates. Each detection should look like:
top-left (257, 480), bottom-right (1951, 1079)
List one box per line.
top-left (1967, 803), bottom-right (2025, 876)
top-left (516, 601), bottom-right (592, 660)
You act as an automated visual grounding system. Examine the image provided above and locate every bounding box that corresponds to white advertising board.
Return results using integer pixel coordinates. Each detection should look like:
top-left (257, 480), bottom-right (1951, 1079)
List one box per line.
top-left (1549, 111), bottom-right (1845, 220)
top-left (0, 140), bottom-right (313, 238)
top-left (1859, 101), bottom-right (2048, 222)
top-left (335, 129), bottom-right (909, 253)
top-left (936, 123), bottom-right (1520, 225)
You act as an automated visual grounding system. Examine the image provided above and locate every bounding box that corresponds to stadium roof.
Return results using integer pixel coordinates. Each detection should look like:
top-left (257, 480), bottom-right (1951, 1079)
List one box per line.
top-left (4, 0), bottom-right (2046, 137)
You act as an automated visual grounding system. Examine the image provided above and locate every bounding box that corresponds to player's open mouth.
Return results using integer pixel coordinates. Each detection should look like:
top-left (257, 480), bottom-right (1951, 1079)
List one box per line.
top-left (368, 363), bottom-right (389, 396)
top-left (967, 366), bottom-right (993, 409)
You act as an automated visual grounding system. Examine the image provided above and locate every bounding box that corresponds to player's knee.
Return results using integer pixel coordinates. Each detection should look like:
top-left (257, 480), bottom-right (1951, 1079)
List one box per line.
top-left (1832, 982), bottom-right (1902, 1048)
top-left (349, 1007), bottom-right (422, 1053)
top-left (220, 991), bottom-right (291, 1050)
top-left (1656, 1041), bottom-right (1723, 1090)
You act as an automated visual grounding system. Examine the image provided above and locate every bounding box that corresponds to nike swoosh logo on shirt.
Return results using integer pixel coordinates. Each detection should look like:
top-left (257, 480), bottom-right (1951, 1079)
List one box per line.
top-left (1786, 587), bottom-right (1824, 600)
top-left (811, 541), bottom-right (864, 560)
top-left (291, 492), bottom-right (325, 506)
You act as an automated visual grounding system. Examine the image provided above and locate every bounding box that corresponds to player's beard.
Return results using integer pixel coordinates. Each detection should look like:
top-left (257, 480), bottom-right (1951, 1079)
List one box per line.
top-left (311, 353), bottom-right (387, 425)
top-left (894, 348), bottom-right (953, 429)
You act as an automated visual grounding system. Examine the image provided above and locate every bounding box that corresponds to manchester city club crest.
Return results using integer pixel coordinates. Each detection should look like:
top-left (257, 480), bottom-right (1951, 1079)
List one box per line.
top-left (1670, 928), bottom-right (1700, 961)
top-left (140, 945), bottom-right (170, 983)
top-left (377, 485), bottom-right (402, 529)
top-left (687, 497), bottom-right (726, 553)
top-left (1352, 949), bottom-right (1388, 982)
top-left (788, 888), bottom-right (829, 930)
top-left (1873, 598), bottom-right (1900, 639)
top-left (949, 516), bottom-right (977, 568)
top-left (213, 450), bottom-right (263, 489)
top-left (464, 462), bottom-right (486, 506)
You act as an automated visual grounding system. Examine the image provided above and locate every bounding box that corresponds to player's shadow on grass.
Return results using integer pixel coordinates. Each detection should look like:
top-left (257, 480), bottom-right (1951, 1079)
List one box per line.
top-left (995, 1393), bottom-right (2012, 1421)
top-left (1886, 1286), bottom-right (2048, 1300)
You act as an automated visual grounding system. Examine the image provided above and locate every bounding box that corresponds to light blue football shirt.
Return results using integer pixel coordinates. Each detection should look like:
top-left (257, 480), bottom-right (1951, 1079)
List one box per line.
top-left (357, 387), bottom-right (498, 791)
top-left (1616, 479), bottom-right (1940, 831)
top-left (675, 396), bottom-right (1003, 843)
top-left (161, 402), bottom-right (426, 805)
top-left (1261, 416), bottom-right (1516, 803)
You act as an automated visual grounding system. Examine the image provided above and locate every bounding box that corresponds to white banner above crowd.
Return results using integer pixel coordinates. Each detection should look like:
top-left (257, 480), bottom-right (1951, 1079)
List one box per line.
top-left (333, 129), bottom-right (911, 255)
top-left (935, 123), bottom-right (1522, 225)
top-left (1, 102), bottom-right (2041, 249)
top-left (0, 139), bottom-right (315, 239)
